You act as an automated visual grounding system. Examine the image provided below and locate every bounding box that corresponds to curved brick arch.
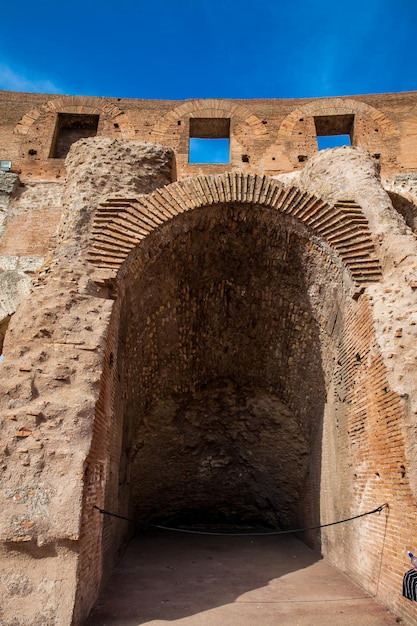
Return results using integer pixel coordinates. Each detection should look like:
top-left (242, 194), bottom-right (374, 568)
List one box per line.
top-left (150, 98), bottom-right (269, 142)
top-left (278, 97), bottom-right (398, 143)
top-left (89, 173), bottom-right (381, 285)
top-left (14, 95), bottom-right (135, 139)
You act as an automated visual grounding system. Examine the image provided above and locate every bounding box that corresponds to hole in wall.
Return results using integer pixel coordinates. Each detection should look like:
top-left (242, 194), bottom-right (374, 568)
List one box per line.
top-left (314, 114), bottom-right (354, 150)
top-left (189, 118), bottom-right (230, 164)
top-left (49, 113), bottom-right (100, 159)
top-left (189, 139), bottom-right (230, 164)
top-left (317, 135), bottom-right (351, 150)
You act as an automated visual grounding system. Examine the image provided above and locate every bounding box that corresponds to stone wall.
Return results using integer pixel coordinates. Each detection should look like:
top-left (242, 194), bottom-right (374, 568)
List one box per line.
top-left (0, 139), bottom-right (175, 625)
top-left (1, 92), bottom-right (417, 625)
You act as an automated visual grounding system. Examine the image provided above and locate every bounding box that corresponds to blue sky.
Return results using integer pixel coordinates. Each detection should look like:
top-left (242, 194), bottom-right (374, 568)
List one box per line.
top-left (0, 0), bottom-right (416, 99)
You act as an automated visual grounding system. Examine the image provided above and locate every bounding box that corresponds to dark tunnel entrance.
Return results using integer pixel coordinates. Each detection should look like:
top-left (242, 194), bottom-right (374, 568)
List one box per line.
top-left (111, 203), bottom-right (346, 538)
top-left (129, 380), bottom-right (310, 531)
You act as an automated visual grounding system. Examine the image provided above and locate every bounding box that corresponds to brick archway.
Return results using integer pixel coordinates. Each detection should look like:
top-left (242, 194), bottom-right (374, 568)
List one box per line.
top-left (277, 97), bottom-right (398, 143)
top-left (89, 172), bottom-right (381, 285)
top-left (14, 95), bottom-right (135, 139)
top-left (78, 173), bottom-right (408, 624)
top-left (150, 98), bottom-right (269, 144)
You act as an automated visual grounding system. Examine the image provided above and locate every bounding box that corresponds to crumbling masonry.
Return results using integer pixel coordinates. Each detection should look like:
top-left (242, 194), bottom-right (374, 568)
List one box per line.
top-left (1, 91), bottom-right (417, 624)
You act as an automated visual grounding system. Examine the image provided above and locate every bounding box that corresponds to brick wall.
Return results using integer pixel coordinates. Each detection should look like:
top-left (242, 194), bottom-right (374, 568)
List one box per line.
top-left (1, 93), bottom-right (417, 624)
top-left (1, 91), bottom-right (417, 182)
top-left (321, 294), bottom-right (417, 623)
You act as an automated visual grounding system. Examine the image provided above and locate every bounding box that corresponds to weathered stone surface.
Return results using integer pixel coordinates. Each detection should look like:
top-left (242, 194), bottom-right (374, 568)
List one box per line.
top-left (0, 172), bottom-right (20, 243)
top-left (0, 270), bottom-right (32, 322)
top-left (0, 137), bottom-right (176, 625)
top-left (393, 173), bottom-right (417, 195)
top-left (58, 137), bottom-right (175, 258)
top-left (0, 171), bottom-right (19, 197)
top-left (299, 149), bottom-right (417, 397)
top-left (299, 146), bottom-right (406, 234)
top-left (1, 93), bottom-right (417, 626)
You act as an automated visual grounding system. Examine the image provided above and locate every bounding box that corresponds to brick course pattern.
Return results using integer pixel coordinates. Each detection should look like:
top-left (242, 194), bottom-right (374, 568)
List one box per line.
top-left (0, 91), bottom-right (417, 625)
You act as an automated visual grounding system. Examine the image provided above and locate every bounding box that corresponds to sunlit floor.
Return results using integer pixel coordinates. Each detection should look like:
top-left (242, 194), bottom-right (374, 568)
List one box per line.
top-left (87, 530), bottom-right (398, 625)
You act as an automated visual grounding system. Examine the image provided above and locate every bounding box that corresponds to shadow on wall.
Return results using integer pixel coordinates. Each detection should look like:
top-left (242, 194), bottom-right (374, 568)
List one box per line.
top-left (0, 314), bottom-right (11, 360)
top-left (387, 191), bottom-right (417, 233)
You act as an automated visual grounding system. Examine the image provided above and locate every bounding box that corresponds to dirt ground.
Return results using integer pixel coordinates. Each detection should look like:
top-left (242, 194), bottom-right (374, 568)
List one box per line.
top-left (86, 530), bottom-right (399, 625)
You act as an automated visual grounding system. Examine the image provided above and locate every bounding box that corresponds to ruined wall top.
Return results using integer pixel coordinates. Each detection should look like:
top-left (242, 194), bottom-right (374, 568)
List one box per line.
top-left (1, 90), bottom-right (417, 181)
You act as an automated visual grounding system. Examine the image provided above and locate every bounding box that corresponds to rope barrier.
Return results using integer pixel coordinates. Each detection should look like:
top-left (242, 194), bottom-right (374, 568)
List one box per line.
top-left (93, 503), bottom-right (389, 537)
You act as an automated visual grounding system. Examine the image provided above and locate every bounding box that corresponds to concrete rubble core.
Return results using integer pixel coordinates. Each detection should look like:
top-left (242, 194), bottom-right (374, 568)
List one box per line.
top-left (0, 91), bottom-right (416, 625)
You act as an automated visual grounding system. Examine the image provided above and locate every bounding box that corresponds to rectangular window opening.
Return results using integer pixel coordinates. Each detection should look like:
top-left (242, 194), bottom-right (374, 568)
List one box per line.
top-left (189, 118), bottom-right (230, 164)
top-left (50, 113), bottom-right (99, 159)
top-left (314, 114), bottom-right (354, 151)
top-left (316, 134), bottom-right (352, 150)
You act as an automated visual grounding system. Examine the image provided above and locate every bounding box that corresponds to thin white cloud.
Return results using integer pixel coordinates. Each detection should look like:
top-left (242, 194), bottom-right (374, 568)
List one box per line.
top-left (0, 63), bottom-right (61, 94)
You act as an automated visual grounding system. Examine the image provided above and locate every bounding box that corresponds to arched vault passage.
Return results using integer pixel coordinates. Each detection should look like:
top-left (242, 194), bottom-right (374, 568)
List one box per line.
top-left (86, 173), bottom-right (382, 536)
top-left (107, 202), bottom-right (350, 533)
top-left (80, 174), bottom-right (392, 616)
top-left (88, 173), bottom-right (382, 285)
